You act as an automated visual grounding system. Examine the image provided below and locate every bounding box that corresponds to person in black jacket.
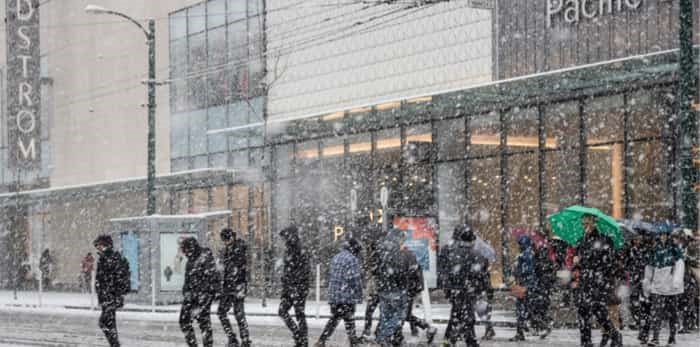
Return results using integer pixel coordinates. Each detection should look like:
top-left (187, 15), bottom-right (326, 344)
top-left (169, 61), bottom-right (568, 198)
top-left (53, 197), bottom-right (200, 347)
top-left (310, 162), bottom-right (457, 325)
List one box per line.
top-left (362, 224), bottom-right (382, 338)
top-left (438, 225), bottom-right (481, 347)
top-left (278, 225), bottom-right (310, 347)
top-left (93, 235), bottom-right (128, 347)
top-left (179, 237), bottom-right (218, 347)
top-left (399, 247), bottom-right (437, 345)
top-left (574, 214), bottom-right (622, 347)
top-left (375, 228), bottom-right (411, 347)
top-left (218, 228), bottom-right (251, 347)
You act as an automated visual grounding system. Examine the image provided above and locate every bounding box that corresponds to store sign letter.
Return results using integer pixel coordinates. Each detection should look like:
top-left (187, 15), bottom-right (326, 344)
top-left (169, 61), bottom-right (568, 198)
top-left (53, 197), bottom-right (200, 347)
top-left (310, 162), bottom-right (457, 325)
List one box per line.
top-left (547, 0), bottom-right (643, 28)
top-left (6, 0), bottom-right (41, 167)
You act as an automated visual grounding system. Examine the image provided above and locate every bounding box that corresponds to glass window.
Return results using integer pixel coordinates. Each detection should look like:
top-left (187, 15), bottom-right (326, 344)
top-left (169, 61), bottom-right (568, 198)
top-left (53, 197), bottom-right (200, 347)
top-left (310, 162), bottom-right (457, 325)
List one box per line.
top-left (189, 110), bottom-right (207, 156)
top-left (187, 3), bottom-right (206, 34)
top-left (208, 106), bottom-right (227, 153)
top-left (210, 152), bottom-right (228, 168)
top-left (375, 128), bottom-right (401, 164)
top-left (229, 129), bottom-right (248, 150)
top-left (627, 140), bottom-right (672, 220)
top-left (629, 89), bottom-right (669, 140)
top-left (507, 152), bottom-right (539, 228)
top-left (228, 0), bottom-right (246, 23)
top-left (169, 10), bottom-right (187, 40)
top-left (249, 126), bottom-right (264, 147)
top-left (193, 155), bottom-right (208, 169)
top-left (544, 149), bottom-right (581, 213)
top-left (189, 32), bottom-right (207, 72)
top-left (229, 101), bottom-right (248, 126)
top-left (275, 144), bottom-right (293, 178)
top-left (405, 124), bottom-right (432, 164)
top-left (170, 38), bottom-right (188, 75)
top-left (207, 27), bottom-right (228, 107)
top-left (171, 112), bottom-right (189, 158)
top-left (207, 0), bottom-right (226, 28)
top-left (172, 158), bottom-right (189, 173)
top-left (171, 79), bottom-right (188, 113)
top-left (347, 133), bottom-right (372, 218)
top-left (248, 0), bottom-right (263, 16)
top-left (469, 112), bottom-right (500, 158)
top-left (248, 97), bottom-right (264, 123)
top-left (437, 162), bottom-right (465, 246)
top-left (586, 143), bottom-right (623, 218)
top-left (506, 107), bottom-right (538, 154)
top-left (228, 20), bottom-right (247, 63)
top-left (584, 95), bottom-right (624, 145)
top-left (545, 102), bottom-right (579, 149)
top-left (437, 118), bottom-right (465, 160)
top-left (231, 150), bottom-right (249, 169)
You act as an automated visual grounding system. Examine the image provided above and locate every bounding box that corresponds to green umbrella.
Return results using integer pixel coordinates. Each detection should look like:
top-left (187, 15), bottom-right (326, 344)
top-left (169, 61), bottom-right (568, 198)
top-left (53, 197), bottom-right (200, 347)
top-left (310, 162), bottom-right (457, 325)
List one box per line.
top-left (547, 205), bottom-right (623, 249)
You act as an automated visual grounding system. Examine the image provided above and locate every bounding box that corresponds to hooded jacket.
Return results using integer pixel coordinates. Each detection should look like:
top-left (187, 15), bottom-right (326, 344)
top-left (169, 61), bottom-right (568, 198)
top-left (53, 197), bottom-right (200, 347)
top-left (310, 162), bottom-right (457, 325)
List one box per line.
top-left (575, 229), bottom-right (615, 300)
top-left (514, 236), bottom-right (536, 288)
top-left (643, 238), bottom-right (684, 296)
top-left (182, 243), bottom-right (219, 300)
top-left (280, 226), bottom-right (310, 294)
top-left (219, 237), bottom-right (248, 297)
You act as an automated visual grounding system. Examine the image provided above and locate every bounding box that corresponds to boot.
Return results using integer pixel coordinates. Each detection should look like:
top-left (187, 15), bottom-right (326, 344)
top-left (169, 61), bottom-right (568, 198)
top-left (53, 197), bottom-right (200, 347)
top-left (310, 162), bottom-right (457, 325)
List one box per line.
top-left (600, 332), bottom-right (609, 347)
top-left (426, 327), bottom-right (438, 344)
top-left (313, 341), bottom-right (325, 347)
top-left (610, 331), bottom-right (623, 347)
top-left (481, 326), bottom-right (495, 340)
top-left (509, 329), bottom-right (525, 342)
top-left (667, 335), bottom-right (676, 346)
top-left (540, 326), bottom-right (552, 340)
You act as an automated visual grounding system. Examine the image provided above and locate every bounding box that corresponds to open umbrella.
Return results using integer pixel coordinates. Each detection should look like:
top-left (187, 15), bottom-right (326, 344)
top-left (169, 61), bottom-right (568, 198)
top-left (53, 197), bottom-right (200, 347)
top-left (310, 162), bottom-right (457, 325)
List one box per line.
top-left (473, 235), bottom-right (496, 263)
top-left (547, 205), bottom-right (623, 249)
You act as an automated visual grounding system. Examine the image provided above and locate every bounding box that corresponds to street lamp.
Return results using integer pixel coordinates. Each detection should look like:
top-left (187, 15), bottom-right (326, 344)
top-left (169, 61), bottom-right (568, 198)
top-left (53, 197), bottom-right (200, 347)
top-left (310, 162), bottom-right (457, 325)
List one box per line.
top-left (86, 5), bottom-right (157, 215)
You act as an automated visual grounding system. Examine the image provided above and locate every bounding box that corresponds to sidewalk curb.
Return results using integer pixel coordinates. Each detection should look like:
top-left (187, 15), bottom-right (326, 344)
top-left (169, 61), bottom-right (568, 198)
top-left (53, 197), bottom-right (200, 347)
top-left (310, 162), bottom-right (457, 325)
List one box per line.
top-left (3, 303), bottom-right (518, 327)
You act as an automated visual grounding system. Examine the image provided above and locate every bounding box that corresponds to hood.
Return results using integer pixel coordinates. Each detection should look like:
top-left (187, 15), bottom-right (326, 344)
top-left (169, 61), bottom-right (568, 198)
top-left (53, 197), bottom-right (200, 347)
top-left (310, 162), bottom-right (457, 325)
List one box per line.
top-left (518, 235), bottom-right (531, 252)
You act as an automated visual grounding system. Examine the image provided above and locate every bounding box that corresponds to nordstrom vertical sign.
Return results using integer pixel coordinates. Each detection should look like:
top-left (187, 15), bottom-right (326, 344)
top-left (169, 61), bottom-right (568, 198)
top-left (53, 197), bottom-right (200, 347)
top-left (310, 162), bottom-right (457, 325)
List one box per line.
top-left (6, 0), bottom-right (41, 168)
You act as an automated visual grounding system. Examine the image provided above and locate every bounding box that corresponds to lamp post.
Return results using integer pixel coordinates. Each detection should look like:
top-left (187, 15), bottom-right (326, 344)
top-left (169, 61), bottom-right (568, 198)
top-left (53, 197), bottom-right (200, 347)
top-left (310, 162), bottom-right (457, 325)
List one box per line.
top-left (86, 5), bottom-right (157, 215)
top-left (678, 0), bottom-right (697, 229)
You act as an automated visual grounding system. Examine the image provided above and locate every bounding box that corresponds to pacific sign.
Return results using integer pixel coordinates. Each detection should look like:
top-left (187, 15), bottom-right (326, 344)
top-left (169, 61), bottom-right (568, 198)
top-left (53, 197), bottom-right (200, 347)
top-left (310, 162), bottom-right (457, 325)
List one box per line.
top-left (6, 0), bottom-right (41, 168)
top-left (547, 0), bottom-right (644, 28)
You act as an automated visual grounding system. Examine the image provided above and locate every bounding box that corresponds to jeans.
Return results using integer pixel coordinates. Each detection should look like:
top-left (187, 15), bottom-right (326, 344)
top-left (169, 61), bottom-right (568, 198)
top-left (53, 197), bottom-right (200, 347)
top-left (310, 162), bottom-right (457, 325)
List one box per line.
top-left (279, 290), bottom-right (308, 347)
top-left (180, 295), bottom-right (214, 347)
top-left (444, 290), bottom-right (476, 345)
top-left (99, 303), bottom-right (120, 347)
top-left (376, 290), bottom-right (408, 346)
top-left (218, 295), bottom-right (250, 345)
top-left (319, 303), bottom-right (358, 345)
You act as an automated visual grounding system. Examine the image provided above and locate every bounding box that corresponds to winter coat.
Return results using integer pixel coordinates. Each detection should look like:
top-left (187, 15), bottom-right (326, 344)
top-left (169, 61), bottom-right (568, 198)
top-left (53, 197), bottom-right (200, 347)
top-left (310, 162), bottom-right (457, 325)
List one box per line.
top-left (404, 249), bottom-right (424, 298)
top-left (625, 244), bottom-right (649, 285)
top-left (281, 241), bottom-right (310, 295)
top-left (533, 246), bottom-right (556, 295)
top-left (327, 248), bottom-right (363, 304)
top-left (643, 241), bottom-right (684, 296)
top-left (514, 237), bottom-right (536, 288)
top-left (182, 247), bottom-right (219, 300)
top-left (437, 239), bottom-right (482, 294)
top-left (220, 238), bottom-right (248, 297)
top-left (95, 248), bottom-right (127, 307)
top-left (376, 235), bottom-right (411, 294)
top-left (575, 230), bottom-right (616, 301)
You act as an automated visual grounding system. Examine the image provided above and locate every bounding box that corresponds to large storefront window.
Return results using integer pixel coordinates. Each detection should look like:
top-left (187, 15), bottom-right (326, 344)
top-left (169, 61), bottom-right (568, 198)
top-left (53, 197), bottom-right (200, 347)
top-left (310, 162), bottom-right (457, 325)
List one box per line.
top-left (543, 102), bottom-right (581, 214)
top-left (506, 107), bottom-right (539, 230)
top-left (467, 156), bottom-right (501, 283)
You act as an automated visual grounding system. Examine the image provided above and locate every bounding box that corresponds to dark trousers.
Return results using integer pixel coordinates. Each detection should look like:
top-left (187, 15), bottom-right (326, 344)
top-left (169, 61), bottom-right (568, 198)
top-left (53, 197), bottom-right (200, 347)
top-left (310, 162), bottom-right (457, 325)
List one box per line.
top-left (444, 291), bottom-right (477, 345)
top-left (650, 294), bottom-right (679, 341)
top-left (577, 298), bottom-right (618, 347)
top-left (218, 295), bottom-right (250, 345)
top-left (405, 295), bottom-right (429, 332)
top-left (364, 292), bottom-right (380, 334)
top-left (180, 296), bottom-right (214, 347)
top-left (279, 290), bottom-right (308, 347)
top-left (530, 289), bottom-right (551, 331)
top-left (99, 304), bottom-right (120, 347)
top-left (319, 304), bottom-right (358, 345)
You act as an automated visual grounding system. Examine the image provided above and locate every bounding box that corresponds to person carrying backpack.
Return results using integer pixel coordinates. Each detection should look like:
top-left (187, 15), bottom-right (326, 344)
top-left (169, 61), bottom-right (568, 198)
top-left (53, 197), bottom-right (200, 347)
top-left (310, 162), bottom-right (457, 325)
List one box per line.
top-left (179, 237), bottom-right (219, 347)
top-left (94, 235), bottom-right (130, 347)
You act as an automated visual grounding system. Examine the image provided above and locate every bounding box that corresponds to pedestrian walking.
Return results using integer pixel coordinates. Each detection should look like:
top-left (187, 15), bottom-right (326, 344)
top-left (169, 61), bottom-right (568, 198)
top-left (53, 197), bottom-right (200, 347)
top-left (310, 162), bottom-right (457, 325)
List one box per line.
top-left (375, 228), bottom-right (411, 347)
top-left (509, 235), bottom-right (536, 342)
top-left (93, 235), bottom-right (130, 347)
top-left (640, 229), bottom-right (685, 346)
top-left (600, 249), bottom-right (625, 347)
top-left (399, 246), bottom-right (437, 345)
top-left (626, 235), bottom-right (649, 329)
top-left (217, 228), bottom-right (251, 347)
top-left (530, 236), bottom-right (555, 339)
top-left (81, 252), bottom-right (95, 292)
top-left (278, 225), bottom-right (310, 347)
top-left (362, 224), bottom-right (382, 339)
top-left (39, 248), bottom-right (53, 290)
top-left (474, 254), bottom-right (496, 341)
top-left (574, 214), bottom-right (622, 347)
top-left (315, 238), bottom-right (363, 347)
top-left (437, 225), bottom-right (481, 347)
top-left (179, 237), bottom-right (219, 347)
top-left (674, 230), bottom-right (699, 333)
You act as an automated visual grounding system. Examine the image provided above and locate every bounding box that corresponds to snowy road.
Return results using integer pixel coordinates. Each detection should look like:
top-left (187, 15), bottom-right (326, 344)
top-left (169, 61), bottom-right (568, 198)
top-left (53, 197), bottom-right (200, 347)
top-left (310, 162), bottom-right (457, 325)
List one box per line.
top-left (0, 308), bottom-right (698, 346)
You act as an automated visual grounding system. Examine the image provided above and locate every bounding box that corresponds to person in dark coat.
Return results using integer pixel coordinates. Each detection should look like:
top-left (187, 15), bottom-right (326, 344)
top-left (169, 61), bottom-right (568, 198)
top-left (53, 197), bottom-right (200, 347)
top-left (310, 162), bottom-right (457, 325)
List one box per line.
top-left (179, 237), bottom-right (218, 347)
top-left (574, 214), bottom-right (622, 347)
top-left (316, 238), bottom-right (363, 347)
top-left (39, 249), bottom-right (53, 290)
top-left (93, 235), bottom-right (128, 347)
top-left (375, 228), bottom-right (411, 347)
top-left (510, 235), bottom-right (536, 342)
top-left (278, 225), bottom-right (311, 347)
top-left (626, 235), bottom-right (649, 329)
top-left (437, 225), bottom-right (481, 347)
top-left (530, 238), bottom-right (555, 339)
top-left (399, 247), bottom-right (437, 345)
top-left (217, 228), bottom-right (251, 347)
top-left (362, 224), bottom-right (382, 338)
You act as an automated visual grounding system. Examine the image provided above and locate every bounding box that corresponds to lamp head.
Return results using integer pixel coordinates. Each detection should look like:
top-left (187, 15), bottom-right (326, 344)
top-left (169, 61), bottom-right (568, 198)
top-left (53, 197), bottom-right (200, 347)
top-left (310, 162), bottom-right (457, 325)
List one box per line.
top-left (85, 4), bottom-right (109, 14)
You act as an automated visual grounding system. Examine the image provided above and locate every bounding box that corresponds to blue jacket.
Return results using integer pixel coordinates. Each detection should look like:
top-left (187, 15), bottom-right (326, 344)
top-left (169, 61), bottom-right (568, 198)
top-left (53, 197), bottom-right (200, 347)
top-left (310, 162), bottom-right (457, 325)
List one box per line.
top-left (328, 249), bottom-right (363, 304)
top-left (514, 236), bottom-right (536, 288)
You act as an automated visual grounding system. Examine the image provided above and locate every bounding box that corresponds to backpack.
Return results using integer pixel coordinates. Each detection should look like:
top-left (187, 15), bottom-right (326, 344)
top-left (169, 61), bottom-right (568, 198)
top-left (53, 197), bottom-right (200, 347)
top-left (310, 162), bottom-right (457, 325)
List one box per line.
top-left (115, 254), bottom-right (131, 295)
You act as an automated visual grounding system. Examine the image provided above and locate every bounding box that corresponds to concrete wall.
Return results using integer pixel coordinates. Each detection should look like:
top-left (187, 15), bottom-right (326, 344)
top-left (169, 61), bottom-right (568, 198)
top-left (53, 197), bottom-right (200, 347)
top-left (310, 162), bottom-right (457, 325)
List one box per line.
top-left (265, 0), bottom-right (493, 122)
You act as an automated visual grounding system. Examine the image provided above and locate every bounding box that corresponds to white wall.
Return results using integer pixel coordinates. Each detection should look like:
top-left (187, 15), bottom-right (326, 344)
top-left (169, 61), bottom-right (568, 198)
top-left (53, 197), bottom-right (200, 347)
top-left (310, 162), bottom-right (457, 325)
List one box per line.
top-left (266, 0), bottom-right (493, 121)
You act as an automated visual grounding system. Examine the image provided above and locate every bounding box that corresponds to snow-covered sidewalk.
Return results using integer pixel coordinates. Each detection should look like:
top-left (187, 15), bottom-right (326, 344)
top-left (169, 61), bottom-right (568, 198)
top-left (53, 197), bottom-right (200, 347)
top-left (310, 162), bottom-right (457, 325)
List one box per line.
top-left (0, 290), bottom-right (516, 325)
